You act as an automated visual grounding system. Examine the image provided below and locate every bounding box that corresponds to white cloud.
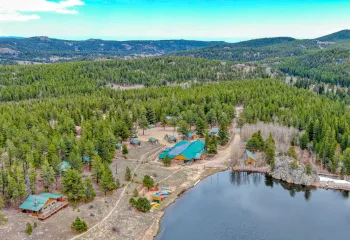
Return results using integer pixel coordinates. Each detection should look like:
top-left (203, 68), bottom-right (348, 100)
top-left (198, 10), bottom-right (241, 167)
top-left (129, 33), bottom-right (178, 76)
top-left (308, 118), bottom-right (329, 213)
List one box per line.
top-left (0, 0), bottom-right (84, 22)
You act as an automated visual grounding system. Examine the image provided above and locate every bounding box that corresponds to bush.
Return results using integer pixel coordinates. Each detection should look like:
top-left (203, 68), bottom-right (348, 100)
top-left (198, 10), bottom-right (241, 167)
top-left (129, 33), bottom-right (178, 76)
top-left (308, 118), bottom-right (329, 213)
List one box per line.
top-left (71, 217), bottom-right (88, 233)
top-left (134, 197), bottom-right (151, 212)
top-left (133, 188), bottom-right (139, 197)
top-left (290, 159), bottom-right (298, 169)
top-left (162, 155), bottom-right (172, 167)
top-left (26, 223), bottom-right (33, 235)
top-left (306, 163), bottom-right (312, 175)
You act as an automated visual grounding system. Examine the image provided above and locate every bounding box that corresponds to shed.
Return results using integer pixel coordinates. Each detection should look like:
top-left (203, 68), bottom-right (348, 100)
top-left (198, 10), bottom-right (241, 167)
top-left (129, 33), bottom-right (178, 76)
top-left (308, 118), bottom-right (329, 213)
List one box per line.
top-left (148, 137), bottom-right (159, 144)
top-left (59, 160), bottom-right (71, 173)
top-left (165, 134), bottom-right (177, 143)
top-left (82, 156), bottom-right (90, 163)
top-left (115, 143), bottom-right (121, 149)
top-left (243, 150), bottom-right (256, 164)
top-left (209, 128), bottom-right (219, 137)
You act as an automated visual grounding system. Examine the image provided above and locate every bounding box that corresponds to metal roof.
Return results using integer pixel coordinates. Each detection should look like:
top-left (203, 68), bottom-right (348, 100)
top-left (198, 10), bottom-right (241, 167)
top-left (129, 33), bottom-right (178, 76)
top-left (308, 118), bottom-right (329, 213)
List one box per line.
top-left (246, 150), bottom-right (256, 160)
top-left (39, 193), bottom-right (63, 199)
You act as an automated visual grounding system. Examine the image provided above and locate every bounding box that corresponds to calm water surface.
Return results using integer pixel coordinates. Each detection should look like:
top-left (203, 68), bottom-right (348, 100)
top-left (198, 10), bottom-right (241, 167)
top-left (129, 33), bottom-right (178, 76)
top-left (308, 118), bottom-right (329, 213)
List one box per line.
top-left (156, 171), bottom-right (350, 240)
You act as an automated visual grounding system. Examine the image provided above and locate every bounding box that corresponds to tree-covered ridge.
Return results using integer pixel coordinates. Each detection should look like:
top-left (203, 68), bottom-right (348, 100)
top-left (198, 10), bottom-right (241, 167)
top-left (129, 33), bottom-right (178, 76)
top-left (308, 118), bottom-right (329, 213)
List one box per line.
top-left (0, 57), bottom-right (268, 101)
top-left (0, 37), bottom-right (225, 64)
top-left (279, 48), bottom-right (350, 86)
top-left (170, 30), bottom-right (350, 62)
top-left (317, 30), bottom-right (350, 42)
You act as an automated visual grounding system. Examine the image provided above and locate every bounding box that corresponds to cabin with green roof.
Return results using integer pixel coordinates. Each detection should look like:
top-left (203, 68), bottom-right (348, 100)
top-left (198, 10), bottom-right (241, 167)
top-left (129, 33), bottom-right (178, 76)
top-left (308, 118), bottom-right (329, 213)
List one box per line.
top-left (148, 137), bottom-right (159, 144)
top-left (165, 134), bottom-right (177, 143)
top-left (59, 160), bottom-right (72, 173)
top-left (19, 193), bottom-right (68, 220)
top-left (130, 138), bottom-right (141, 146)
top-left (158, 140), bottom-right (206, 162)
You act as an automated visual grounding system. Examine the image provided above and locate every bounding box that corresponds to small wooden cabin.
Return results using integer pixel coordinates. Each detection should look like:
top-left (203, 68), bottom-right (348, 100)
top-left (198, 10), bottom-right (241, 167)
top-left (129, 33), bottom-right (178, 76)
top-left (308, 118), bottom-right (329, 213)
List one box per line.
top-left (148, 137), bottom-right (159, 144)
top-left (19, 193), bottom-right (68, 220)
top-left (243, 150), bottom-right (256, 164)
top-left (130, 138), bottom-right (141, 146)
top-left (166, 116), bottom-right (173, 124)
top-left (164, 134), bottom-right (177, 143)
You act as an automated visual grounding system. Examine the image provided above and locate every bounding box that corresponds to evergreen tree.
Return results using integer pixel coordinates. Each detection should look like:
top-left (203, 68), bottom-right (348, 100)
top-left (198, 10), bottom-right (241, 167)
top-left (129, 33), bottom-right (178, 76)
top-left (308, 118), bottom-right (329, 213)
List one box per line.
top-left (142, 175), bottom-right (154, 190)
top-left (115, 178), bottom-right (121, 189)
top-left (218, 121), bottom-right (229, 145)
top-left (92, 155), bottom-right (103, 183)
top-left (177, 120), bottom-right (190, 136)
top-left (162, 155), bottom-right (172, 167)
top-left (100, 165), bottom-right (116, 195)
top-left (125, 167), bottom-right (132, 181)
top-left (62, 169), bottom-right (85, 202)
top-left (195, 118), bottom-right (206, 137)
top-left (264, 133), bottom-right (275, 168)
top-left (300, 133), bottom-right (309, 150)
top-left (26, 223), bottom-right (33, 235)
top-left (41, 159), bottom-right (55, 192)
top-left (287, 146), bottom-right (298, 160)
top-left (122, 144), bottom-right (128, 156)
top-left (83, 178), bottom-right (96, 202)
top-left (139, 114), bottom-right (150, 135)
top-left (71, 217), bottom-right (88, 233)
top-left (133, 188), bottom-right (139, 197)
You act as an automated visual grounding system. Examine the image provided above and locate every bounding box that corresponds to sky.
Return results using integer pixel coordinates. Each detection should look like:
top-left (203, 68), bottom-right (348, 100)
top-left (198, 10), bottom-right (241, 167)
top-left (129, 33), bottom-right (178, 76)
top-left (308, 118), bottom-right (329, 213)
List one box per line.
top-left (0, 0), bottom-right (350, 41)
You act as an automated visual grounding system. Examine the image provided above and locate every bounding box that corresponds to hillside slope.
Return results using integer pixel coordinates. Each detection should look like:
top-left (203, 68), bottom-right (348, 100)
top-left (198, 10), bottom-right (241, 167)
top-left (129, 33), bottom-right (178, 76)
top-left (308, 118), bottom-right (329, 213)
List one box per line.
top-left (0, 37), bottom-right (224, 64)
top-left (170, 30), bottom-right (350, 62)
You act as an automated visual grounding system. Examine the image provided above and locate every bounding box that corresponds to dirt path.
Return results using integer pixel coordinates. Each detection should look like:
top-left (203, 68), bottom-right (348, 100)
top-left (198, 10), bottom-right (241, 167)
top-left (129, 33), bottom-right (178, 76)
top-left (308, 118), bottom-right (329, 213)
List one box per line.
top-left (70, 147), bottom-right (160, 240)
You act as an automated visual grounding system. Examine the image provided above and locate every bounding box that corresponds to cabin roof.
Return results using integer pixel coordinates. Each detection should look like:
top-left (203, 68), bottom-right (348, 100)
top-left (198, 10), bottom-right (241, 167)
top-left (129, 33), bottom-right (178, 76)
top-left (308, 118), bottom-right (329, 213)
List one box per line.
top-left (166, 116), bottom-right (173, 120)
top-left (59, 160), bottom-right (71, 173)
top-left (130, 138), bottom-right (140, 144)
top-left (19, 193), bottom-right (62, 212)
top-left (82, 156), bottom-right (90, 163)
top-left (148, 137), bottom-right (157, 142)
top-left (179, 140), bottom-right (205, 160)
top-left (245, 150), bottom-right (256, 160)
top-left (168, 135), bottom-right (176, 141)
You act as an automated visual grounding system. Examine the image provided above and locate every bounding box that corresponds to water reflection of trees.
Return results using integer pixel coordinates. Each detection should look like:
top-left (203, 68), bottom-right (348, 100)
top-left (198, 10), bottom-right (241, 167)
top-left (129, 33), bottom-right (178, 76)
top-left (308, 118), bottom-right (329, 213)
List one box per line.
top-left (230, 171), bottom-right (315, 201)
top-left (230, 171), bottom-right (263, 187)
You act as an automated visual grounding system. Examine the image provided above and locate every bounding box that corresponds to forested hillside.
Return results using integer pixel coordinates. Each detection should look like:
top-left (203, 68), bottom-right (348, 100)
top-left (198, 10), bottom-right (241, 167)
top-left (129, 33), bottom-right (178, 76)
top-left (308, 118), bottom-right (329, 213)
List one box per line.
top-left (0, 37), bottom-right (224, 64)
top-left (1, 55), bottom-right (350, 205)
top-left (0, 57), bottom-right (267, 101)
top-left (170, 30), bottom-right (350, 62)
top-left (279, 48), bottom-right (350, 86)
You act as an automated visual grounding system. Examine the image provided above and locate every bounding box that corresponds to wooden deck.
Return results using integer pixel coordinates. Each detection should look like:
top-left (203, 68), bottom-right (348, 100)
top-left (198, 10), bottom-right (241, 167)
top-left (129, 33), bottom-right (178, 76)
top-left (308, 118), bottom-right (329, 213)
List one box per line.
top-left (38, 201), bottom-right (69, 220)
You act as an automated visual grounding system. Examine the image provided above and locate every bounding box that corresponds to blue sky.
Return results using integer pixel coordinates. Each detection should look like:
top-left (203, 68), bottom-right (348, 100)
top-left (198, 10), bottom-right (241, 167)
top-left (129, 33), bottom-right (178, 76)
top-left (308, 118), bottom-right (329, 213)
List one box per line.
top-left (0, 0), bottom-right (350, 41)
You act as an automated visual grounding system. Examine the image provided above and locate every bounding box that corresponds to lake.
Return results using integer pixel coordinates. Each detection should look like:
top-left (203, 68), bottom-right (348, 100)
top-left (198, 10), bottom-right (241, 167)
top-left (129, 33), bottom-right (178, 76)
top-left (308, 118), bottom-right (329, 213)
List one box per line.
top-left (156, 171), bottom-right (350, 240)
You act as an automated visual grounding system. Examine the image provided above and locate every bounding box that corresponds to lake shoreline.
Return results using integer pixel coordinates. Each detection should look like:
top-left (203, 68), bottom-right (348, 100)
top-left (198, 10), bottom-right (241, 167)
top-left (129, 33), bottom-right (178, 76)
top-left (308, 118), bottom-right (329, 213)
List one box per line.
top-left (151, 165), bottom-right (350, 239)
top-left (232, 165), bottom-right (350, 191)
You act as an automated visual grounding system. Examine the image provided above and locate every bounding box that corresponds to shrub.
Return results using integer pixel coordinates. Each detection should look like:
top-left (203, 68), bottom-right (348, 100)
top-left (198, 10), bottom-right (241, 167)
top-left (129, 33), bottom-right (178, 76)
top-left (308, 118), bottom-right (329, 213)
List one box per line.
top-left (71, 217), bottom-right (88, 233)
top-left (26, 223), bottom-right (33, 235)
top-left (162, 155), bottom-right (172, 166)
top-left (134, 197), bottom-right (151, 212)
top-left (133, 188), bottom-right (139, 197)
top-left (290, 159), bottom-right (298, 169)
top-left (306, 163), bottom-right (312, 175)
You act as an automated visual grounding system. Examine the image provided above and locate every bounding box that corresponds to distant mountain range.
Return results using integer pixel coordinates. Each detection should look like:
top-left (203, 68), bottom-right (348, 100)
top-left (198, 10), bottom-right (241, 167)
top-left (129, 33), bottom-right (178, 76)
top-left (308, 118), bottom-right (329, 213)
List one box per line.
top-left (0, 30), bottom-right (350, 65)
top-left (0, 37), bottom-right (224, 64)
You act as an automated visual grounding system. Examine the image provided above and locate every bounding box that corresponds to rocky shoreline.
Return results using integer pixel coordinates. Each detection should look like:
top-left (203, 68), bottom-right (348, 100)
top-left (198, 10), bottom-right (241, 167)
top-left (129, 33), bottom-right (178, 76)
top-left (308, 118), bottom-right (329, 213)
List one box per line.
top-left (233, 157), bottom-right (350, 192)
